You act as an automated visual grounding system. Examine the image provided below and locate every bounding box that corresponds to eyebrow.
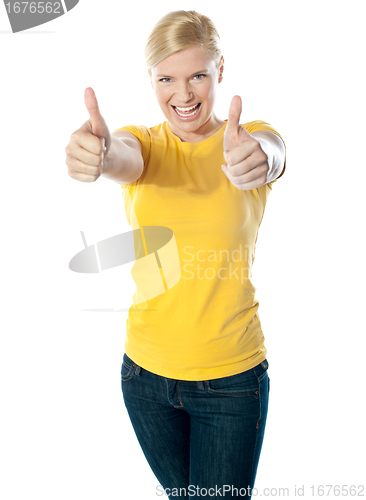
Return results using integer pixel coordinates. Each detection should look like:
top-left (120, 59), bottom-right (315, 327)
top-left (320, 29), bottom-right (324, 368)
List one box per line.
top-left (156, 69), bottom-right (209, 78)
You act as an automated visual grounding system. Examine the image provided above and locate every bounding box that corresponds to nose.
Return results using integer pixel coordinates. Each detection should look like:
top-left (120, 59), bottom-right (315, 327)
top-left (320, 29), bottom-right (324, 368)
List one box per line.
top-left (175, 82), bottom-right (194, 103)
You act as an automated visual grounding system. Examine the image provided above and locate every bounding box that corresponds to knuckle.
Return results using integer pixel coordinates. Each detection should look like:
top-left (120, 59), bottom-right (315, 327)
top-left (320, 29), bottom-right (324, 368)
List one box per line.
top-left (225, 152), bottom-right (232, 165)
top-left (261, 150), bottom-right (268, 161)
top-left (259, 172), bottom-right (267, 183)
top-left (89, 162), bottom-right (100, 173)
top-left (91, 156), bottom-right (101, 167)
top-left (95, 142), bottom-right (103, 155)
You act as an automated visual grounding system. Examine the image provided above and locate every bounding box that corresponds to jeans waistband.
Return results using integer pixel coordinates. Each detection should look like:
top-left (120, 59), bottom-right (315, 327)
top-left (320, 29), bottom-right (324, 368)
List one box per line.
top-left (123, 352), bottom-right (268, 383)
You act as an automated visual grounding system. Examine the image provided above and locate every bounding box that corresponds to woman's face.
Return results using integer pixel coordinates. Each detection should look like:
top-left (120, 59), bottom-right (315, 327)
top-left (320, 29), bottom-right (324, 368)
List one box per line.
top-left (150, 45), bottom-right (224, 141)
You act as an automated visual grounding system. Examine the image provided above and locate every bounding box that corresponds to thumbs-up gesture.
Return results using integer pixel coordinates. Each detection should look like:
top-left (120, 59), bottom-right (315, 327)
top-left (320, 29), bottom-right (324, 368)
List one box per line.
top-left (65, 87), bottom-right (112, 182)
top-left (222, 96), bottom-right (270, 190)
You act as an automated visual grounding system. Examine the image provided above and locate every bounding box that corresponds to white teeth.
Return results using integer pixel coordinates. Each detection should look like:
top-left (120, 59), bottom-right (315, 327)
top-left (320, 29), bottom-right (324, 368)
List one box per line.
top-left (174, 104), bottom-right (200, 117)
top-left (175, 104), bottom-right (197, 112)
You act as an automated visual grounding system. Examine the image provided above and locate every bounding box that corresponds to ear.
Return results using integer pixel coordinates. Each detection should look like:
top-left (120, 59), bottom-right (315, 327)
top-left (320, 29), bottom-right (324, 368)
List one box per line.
top-left (218, 56), bottom-right (224, 83)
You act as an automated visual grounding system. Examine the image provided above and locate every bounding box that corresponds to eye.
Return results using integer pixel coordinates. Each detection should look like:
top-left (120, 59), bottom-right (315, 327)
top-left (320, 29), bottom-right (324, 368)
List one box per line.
top-left (193, 74), bottom-right (206, 80)
top-left (159, 78), bottom-right (172, 83)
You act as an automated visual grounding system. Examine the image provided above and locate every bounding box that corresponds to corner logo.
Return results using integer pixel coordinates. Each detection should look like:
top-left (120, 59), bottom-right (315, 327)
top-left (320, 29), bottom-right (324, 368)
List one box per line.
top-left (3, 0), bottom-right (79, 33)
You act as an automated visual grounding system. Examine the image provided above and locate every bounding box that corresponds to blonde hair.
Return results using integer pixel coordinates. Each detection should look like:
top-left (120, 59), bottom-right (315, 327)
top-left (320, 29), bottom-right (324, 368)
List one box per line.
top-left (145, 10), bottom-right (222, 72)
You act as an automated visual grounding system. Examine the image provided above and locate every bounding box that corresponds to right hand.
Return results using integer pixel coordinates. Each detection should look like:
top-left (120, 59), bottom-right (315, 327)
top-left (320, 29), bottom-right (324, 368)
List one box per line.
top-left (65, 87), bottom-right (112, 182)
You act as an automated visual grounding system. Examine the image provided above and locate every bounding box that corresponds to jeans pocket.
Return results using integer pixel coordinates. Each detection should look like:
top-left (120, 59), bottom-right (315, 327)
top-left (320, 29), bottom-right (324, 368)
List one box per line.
top-left (121, 356), bottom-right (135, 382)
top-left (206, 369), bottom-right (260, 398)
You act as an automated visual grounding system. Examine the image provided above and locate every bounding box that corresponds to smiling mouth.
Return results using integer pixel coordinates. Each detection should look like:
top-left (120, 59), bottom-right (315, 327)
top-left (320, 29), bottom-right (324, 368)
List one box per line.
top-left (172, 103), bottom-right (201, 117)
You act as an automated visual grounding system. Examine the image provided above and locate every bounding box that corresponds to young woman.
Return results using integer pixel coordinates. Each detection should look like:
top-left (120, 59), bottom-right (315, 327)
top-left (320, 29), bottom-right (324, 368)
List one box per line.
top-left (66, 10), bottom-right (286, 500)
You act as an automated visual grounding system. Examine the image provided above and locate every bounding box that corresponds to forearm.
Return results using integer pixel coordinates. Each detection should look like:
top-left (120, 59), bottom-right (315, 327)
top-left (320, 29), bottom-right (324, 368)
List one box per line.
top-left (100, 135), bottom-right (143, 184)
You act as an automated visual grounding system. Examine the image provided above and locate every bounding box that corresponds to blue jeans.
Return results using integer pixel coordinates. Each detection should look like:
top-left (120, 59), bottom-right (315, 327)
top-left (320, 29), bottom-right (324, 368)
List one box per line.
top-left (121, 353), bottom-right (270, 499)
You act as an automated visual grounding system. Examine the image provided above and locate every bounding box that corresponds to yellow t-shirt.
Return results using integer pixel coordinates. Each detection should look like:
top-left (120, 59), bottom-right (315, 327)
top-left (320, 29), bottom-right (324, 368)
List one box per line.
top-left (114, 120), bottom-right (286, 381)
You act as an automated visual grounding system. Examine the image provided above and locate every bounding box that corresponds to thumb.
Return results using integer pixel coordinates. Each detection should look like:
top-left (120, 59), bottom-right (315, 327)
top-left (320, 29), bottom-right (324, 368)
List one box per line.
top-left (84, 87), bottom-right (106, 138)
top-left (223, 95), bottom-right (242, 154)
top-left (225, 95), bottom-right (242, 140)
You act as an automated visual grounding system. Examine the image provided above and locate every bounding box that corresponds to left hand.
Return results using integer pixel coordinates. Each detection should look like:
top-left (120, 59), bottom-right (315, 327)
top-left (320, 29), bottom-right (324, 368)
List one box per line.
top-left (222, 95), bottom-right (270, 190)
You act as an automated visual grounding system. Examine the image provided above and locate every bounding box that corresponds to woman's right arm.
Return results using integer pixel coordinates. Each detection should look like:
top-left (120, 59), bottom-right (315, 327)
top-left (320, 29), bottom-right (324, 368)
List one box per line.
top-left (65, 87), bottom-right (144, 185)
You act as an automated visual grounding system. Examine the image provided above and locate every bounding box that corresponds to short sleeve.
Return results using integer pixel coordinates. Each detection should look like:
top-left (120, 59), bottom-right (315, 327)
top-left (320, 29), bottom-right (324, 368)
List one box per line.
top-left (242, 120), bottom-right (286, 186)
top-left (113, 124), bottom-right (152, 170)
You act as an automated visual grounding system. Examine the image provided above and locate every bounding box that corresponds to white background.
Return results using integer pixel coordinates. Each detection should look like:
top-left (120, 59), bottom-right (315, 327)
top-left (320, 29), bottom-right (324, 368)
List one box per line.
top-left (1, 0), bottom-right (365, 498)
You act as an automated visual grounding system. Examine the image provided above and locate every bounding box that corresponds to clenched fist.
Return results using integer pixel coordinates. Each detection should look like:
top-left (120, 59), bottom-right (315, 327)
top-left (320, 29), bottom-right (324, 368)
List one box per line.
top-left (222, 95), bottom-right (270, 190)
top-left (65, 87), bottom-right (111, 182)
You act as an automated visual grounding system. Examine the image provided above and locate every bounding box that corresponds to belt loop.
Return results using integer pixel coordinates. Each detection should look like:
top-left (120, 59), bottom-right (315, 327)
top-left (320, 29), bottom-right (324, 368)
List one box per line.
top-left (134, 365), bottom-right (141, 376)
top-left (260, 359), bottom-right (269, 371)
